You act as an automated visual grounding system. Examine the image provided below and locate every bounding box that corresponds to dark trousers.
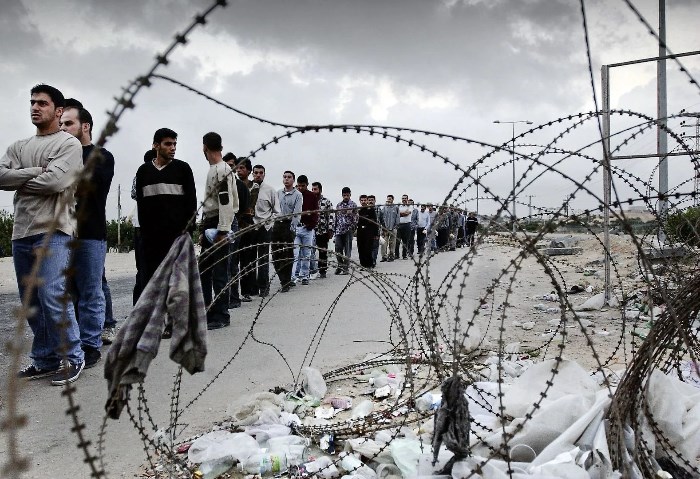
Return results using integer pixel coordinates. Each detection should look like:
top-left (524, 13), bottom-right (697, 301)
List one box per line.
top-left (334, 231), bottom-right (353, 272)
top-left (227, 218), bottom-right (240, 303)
top-left (416, 228), bottom-right (427, 255)
top-left (271, 220), bottom-right (295, 287)
top-left (408, 228), bottom-right (416, 255)
top-left (371, 237), bottom-right (379, 265)
top-left (200, 238), bottom-right (230, 324)
top-left (139, 229), bottom-right (179, 301)
top-left (466, 230), bottom-right (476, 247)
top-left (357, 228), bottom-right (374, 268)
top-left (237, 222), bottom-right (258, 296)
top-left (103, 271), bottom-right (115, 328)
top-left (315, 233), bottom-right (330, 274)
top-left (396, 223), bottom-right (411, 258)
top-left (251, 226), bottom-right (271, 294)
top-left (132, 227), bottom-right (145, 305)
top-left (436, 228), bottom-right (449, 250)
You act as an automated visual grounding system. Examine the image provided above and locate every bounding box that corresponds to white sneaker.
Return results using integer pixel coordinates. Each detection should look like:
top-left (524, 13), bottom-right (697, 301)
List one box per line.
top-left (309, 272), bottom-right (320, 280)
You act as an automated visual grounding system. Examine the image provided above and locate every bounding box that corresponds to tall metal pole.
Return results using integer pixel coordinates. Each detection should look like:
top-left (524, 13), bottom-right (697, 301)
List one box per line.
top-left (511, 123), bottom-right (516, 233)
top-left (602, 66), bottom-right (612, 303)
top-left (657, 0), bottom-right (668, 243)
top-left (117, 183), bottom-right (121, 251)
top-left (493, 119), bottom-right (532, 233)
top-left (475, 167), bottom-right (480, 215)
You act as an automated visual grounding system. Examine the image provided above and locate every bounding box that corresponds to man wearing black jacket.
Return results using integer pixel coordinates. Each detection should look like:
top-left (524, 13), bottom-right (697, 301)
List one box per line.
top-left (135, 128), bottom-right (197, 286)
top-left (60, 101), bottom-right (114, 368)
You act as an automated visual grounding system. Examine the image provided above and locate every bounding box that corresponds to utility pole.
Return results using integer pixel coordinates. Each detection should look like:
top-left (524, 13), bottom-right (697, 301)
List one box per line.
top-left (493, 119), bottom-right (532, 233)
top-left (117, 184), bottom-right (121, 251)
top-left (528, 195), bottom-right (535, 222)
top-left (657, 0), bottom-right (668, 243)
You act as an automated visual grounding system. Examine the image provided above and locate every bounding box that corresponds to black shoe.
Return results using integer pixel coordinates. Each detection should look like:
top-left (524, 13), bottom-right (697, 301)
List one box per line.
top-left (207, 321), bottom-right (230, 330)
top-left (82, 346), bottom-right (101, 369)
top-left (259, 289), bottom-right (269, 297)
top-left (241, 295), bottom-right (253, 302)
top-left (338, 270), bottom-right (349, 275)
top-left (380, 257), bottom-right (387, 262)
top-left (319, 272), bottom-right (327, 279)
top-left (335, 268), bottom-right (342, 275)
top-left (281, 285), bottom-right (291, 293)
top-left (228, 300), bottom-right (242, 309)
top-left (301, 278), bottom-right (310, 285)
top-left (388, 256), bottom-right (395, 262)
top-left (17, 363), bottom-right (63, 380)
top-left (50, 361), bottom-right (84, 386)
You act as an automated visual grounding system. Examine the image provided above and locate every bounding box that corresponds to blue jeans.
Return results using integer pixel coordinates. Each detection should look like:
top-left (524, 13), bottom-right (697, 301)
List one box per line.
top-left (294, 225), bottom-right (314, 279)
top-left (13, 232), bottom-right (84, 369)
top-left (72, 239), bottom-right (107, 349)
top-left (334, 231), bottom-right (353, 272)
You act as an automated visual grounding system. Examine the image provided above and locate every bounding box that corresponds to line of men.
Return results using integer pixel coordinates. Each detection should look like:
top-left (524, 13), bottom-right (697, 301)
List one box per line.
top-left (0, 83), bottom-right (480, 385)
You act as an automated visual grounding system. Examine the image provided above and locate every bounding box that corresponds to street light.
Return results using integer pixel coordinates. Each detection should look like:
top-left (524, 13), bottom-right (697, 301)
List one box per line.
top-left (493, 119), bottom-right (533, 232)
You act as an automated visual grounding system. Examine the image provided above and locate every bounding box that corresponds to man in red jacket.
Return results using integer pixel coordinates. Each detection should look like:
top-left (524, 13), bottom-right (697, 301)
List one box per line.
top-left (293, 175), bottom-right (319, 286)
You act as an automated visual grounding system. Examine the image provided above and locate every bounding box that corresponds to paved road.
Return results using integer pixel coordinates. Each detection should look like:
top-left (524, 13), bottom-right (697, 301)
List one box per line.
top-left (0, 248), bottom-right (500, 478)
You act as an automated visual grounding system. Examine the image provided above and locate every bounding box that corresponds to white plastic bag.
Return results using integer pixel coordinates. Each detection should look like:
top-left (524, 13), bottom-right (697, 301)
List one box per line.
top-left (303, 367), bottom-right (328, 400)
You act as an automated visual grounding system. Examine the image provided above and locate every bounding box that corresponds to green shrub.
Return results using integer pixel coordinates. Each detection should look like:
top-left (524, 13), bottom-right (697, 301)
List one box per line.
top-left (0, 211), bottom-right (13, 257)
top-left (667, 207), bottom-right (700, 247)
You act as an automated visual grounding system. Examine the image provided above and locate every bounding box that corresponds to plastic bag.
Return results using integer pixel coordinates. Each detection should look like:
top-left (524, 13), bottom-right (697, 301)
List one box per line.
top-left (188, 430), bottom-right (260, 464)
top-left (302, 367), bottom-right (328, 400)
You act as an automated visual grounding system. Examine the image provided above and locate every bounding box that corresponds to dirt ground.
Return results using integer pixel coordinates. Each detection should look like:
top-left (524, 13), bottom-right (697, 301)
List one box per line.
top-left (0, 232), bottom-right (653, 477)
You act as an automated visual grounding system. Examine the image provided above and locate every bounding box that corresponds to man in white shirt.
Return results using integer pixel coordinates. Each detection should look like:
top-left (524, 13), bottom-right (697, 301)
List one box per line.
top-left (251, 165), bottom-right (280, 297)
top-left (199, 132), bottom-right (238, 329)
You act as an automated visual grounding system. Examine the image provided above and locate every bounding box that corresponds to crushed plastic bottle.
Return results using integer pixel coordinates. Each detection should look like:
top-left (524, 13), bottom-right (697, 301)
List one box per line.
top-left (238, 452), bottom-right (287, 475)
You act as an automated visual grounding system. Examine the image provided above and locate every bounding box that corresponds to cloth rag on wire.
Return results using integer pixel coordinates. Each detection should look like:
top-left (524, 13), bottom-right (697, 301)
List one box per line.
top-left (104, 233), bottom-right (207, 419)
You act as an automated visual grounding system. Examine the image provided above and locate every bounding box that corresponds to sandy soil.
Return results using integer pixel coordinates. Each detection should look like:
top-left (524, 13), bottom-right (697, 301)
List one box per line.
top-left (0, 233), bottom-right (650, 477)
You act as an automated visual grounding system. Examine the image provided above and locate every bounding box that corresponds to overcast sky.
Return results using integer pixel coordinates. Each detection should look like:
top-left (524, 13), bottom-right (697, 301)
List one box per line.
top-left (1, 0), bottom-right (699, 221)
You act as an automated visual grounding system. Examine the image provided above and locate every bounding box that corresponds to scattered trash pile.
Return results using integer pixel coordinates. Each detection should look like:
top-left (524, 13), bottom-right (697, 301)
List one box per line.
top-left (158, 346), bottom-right (699, 479)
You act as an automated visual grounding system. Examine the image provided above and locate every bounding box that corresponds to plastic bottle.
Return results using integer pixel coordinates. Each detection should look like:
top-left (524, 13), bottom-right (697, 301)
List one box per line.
top-left (238, 453), bottom-right (287, 475)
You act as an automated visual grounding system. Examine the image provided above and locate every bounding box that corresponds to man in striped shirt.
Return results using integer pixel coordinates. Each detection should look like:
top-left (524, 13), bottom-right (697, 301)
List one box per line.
top-left (135, 128), bottom-right (197, 288)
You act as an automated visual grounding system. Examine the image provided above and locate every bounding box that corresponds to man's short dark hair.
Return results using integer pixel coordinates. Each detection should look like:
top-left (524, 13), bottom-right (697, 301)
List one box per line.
top-left (236, 157), bottom-right (252, 171)
top-left (342, 187), bottom-right (351, 195)
top-left (297, 175), bottom-right (308, 184)
top-left (203, 132), bottom-right (223, 151)
top-left (223, 152), bottom-right (237, 163)
top-left (64, 98), bottom-right (83, 109)
top-left (153, 128), bottom-right (177, 144)
top-left (359, 194), bottom-right (367, 200)
top-left (368, 195), bottom-right (375, 199)
top-left (283, 170), bottom-right (295, 180)
top-left (387, 194), bottom-right (394, 200)
top-left (253, 164), bottom-right (265, 172)
top-left (312, 181), bottom-right (322, 192)
top-left (144, 149), bottom-right (157, 162)
top-left (31, 84), bottom-right (65, 108)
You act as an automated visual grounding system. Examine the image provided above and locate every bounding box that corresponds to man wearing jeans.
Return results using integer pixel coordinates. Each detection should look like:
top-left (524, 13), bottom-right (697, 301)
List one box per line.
top-left (273, 171), bottom-right (302, 292)
top-left (293, 175), bottom-right (319, 285)
top-left (59, 100), bottom-right (114, 368)
top-left (334, 187), bottom-right (358, 275)
top-left (0, 84), bottom-right (85, 385)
